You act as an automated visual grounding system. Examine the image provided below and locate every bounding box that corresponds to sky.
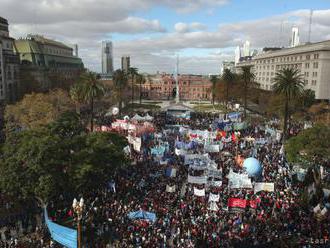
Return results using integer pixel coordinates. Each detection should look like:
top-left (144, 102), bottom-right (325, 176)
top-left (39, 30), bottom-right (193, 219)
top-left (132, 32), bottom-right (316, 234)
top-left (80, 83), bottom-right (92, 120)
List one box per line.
top-left (1, 0), bottom-right (330, 75)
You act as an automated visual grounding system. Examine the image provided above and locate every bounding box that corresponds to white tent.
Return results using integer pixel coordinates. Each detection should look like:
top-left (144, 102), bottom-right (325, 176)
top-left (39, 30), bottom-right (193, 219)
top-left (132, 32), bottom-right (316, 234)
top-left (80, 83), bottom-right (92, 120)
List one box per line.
top-left (132, 114), bottom-right (144, 121)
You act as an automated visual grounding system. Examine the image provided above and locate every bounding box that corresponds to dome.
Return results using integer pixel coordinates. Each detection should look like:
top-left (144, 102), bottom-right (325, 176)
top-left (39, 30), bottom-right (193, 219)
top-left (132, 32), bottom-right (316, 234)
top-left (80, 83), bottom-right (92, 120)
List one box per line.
top-left (243, 157), bottom-right (262, 177)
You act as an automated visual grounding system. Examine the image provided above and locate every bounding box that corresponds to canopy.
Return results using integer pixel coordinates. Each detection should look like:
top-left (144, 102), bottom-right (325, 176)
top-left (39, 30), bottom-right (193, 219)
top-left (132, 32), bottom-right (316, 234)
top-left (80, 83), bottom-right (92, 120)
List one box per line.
top-left (132, 114), bottom-right (144, 121)
top-left (128, 210), bottom-right (156, 223)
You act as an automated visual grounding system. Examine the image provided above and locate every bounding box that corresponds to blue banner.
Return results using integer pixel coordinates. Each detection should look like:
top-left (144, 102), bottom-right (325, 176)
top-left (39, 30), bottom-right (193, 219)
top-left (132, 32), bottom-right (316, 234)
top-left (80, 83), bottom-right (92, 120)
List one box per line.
top-left (128, 210), bottom-right (157, 223)
top-left (44, 208), bottom-right (77, 248)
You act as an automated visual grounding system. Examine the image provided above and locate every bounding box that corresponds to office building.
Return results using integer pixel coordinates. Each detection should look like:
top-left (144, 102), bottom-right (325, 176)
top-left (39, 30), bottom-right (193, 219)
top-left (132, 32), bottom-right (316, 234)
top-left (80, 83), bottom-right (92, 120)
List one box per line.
top-left (0, 16), bottom-right (20, 103)
top-left (243, 40), bottom-right (251, 57)
top-left (101, 41), bottom-right (113, 75)
top-left (291, 27), bottom-right (300, 48)
top-left (235, 46), bottom-right (241, 65)
top-left (236, 40), bottom-right (330, 99)
top-left (15, 35), bottom-right (84, 92)
top-left (121, 56), bottom-right (130, 73)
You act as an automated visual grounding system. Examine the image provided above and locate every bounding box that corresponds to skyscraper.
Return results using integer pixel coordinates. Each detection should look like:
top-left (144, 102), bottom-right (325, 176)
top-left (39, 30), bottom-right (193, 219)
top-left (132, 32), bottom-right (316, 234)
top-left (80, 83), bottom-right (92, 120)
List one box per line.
top-left (101, 41), bottom-right (113, 75)
top-left (291, 27), bottom-right (300, 47)
top-left (243, 40), bottom-right (250, 57)
top-left (121, 56), bottom-right (130, 73)
top-left (234, 45), bottom-right (241, 65)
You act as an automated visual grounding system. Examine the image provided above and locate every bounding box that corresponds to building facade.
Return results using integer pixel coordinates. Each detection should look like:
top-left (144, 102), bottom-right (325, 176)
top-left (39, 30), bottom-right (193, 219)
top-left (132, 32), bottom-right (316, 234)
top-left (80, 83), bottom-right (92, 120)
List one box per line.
top-left (140, 74), bottom-right (212, 101)
top-left (14, 35), bottom-right (84, 91)
top-left (101, 41), bottom-right (113, 75)
top-left (236, 40), bottom-right (330, 100)
top-left (121, 56), bottom-right (130, 73)
top-left (0, 17), bottom-right (20, 103)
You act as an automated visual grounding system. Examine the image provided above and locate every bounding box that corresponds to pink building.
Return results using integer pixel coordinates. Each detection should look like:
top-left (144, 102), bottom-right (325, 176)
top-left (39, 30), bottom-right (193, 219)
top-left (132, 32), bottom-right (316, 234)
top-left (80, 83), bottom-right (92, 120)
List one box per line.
top-left (141, 74), bottom-right (212, 101)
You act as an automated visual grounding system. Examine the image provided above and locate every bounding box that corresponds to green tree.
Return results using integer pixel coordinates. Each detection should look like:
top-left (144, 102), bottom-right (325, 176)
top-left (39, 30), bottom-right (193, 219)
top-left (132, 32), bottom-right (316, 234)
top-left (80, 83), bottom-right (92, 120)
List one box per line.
top-left (70, 83), bottom-right (85, 115)
top-left (210, 75), bottom-right (218, 105)
top-left (285, 125), bottom-right (330, 165)
top-left (113, 69), bottom-right (128, 113)
top-left (241, 66), bottom-right (256, 117)
top-left (73, 72), bottom-right (105, 132)
top-left (128, 67), bottom-right (139, 104)
top-left (272, 68), bottom-right (305, 140)
top-left (222, 69), bottom-right (235, 109)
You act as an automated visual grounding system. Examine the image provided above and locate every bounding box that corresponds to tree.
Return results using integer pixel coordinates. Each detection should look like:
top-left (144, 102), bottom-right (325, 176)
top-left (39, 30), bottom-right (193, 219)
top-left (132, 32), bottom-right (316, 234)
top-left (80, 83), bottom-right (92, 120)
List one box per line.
top-left (285, 124), bottom-right (330, 165)
top-left (74, 72), bottom-right (105, 132)
top-left (0, 112), bottom-right (128, 204)
top-left (128, 67), bottom-right (138, 104)
top-left (113, 69), bottom-right (128, 113)
top-left (210, 75), bottom-right (218, 105)
top-left (272, 68), bottom-right (305, 141)
top-left (70, 83), bottom-right (85, 115)
top-left (4, 89), bottom-right (75, 130)
top-left (222, 69), bottom-right (235, 108)
top-left (136, 73), bottom-right (146, 104)
top-left (240, 66), bottom-right (256, 117)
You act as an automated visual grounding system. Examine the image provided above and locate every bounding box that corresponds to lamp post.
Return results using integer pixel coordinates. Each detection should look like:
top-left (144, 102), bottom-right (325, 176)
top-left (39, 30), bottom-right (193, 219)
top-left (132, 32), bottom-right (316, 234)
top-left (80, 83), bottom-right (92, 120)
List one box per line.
top-left (72, 198), bottom-right (84, 248)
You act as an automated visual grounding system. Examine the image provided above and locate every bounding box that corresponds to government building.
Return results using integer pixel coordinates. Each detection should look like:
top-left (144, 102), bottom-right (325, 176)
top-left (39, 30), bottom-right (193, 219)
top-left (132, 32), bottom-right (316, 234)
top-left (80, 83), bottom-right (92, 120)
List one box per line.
top-left (14, 34), bottom-right (84, 92)
top-left (141, 74), bottom-right (212, 101)
top-left (236, 40), bottom-right (330, 100)
top-left (0, 17), bottom-right (20, 103)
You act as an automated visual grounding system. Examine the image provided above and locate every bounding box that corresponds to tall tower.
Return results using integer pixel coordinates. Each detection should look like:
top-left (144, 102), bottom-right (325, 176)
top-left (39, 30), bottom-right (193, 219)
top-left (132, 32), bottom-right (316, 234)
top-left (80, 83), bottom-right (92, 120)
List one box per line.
top-left (234, 45), bottom-right (241, 65)
top-left (101, 41), bottom-right (113, 75)
top-left (243, 41), bottom-right (250, 57)
top-left (121, 56), bottom-right (130, 73)
top-left (290, 27), bottom-right (300, 47)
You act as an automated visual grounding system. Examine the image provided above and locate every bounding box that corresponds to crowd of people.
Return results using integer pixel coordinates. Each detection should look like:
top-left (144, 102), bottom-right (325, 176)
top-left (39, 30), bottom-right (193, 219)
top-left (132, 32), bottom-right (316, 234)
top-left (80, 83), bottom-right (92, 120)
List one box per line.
top-left (1, 110), bottom-right (329, 247)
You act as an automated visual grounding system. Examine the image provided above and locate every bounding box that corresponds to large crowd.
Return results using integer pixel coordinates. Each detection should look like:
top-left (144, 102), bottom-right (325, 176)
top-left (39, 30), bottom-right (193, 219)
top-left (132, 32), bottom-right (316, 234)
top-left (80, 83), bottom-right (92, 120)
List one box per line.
top-left (0, 111), bottom-right (329, 247)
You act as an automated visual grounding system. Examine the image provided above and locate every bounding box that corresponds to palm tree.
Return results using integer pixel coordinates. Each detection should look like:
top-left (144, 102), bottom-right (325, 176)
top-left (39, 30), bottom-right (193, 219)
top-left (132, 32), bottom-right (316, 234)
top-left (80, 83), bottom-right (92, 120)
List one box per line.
top-left (241, 66), bottom-right (256, 117)
top-left (136, 74), bottom-right (146, 104)
top-left (80, 72), bottom-right (105, 132)
top-left (70, 83), bottom-right (84, 115)
top-left (113, 69), bottom-right (128, 113)
top-left (222, 69), bottom-right (235, 109)
top-left (272, 68), bottom-right (305, 141)
top-left (210, 75), bottom-right (218, 105)
top-left (128, 67), bottom-right (138, 104)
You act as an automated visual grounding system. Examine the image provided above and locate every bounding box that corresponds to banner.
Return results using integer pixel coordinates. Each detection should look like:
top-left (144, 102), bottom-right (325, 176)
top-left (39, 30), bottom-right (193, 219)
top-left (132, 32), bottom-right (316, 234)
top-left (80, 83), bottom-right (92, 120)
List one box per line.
top-left (209, 180), bottom-right (222, 187)
top-left (151, 146), bottom-right (166, 156)
top-left (194, 187), bottom-right (205, 197)
top-left (204, 144), bottom-right (220, 153)
top-left (165, 168), bottom-right (177, 177)
top-left (175, 148), bottom-right (188, 156)
top-left (228, 171), bottom-right (252, 189)
top-left (209, 193), bottom-right (220, 202)
top-left (128, 210), bottom-right (156, 223)
top-left (228, 198), bottom-right (247, 209)
top-left (44, 208), bottom-right (77, 248)
top-left (166, 185), bottom-right (176, 193)
top-left (188, 175), bottom-right (207, 185)
top-left (127, 136), bottom-right (142, 152)
top-left (254, 183), bottom-right (275, 193)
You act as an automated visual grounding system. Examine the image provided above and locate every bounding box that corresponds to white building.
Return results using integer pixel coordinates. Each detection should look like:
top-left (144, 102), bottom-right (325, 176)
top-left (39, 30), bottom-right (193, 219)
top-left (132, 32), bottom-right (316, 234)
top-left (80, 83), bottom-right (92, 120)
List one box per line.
top-left (101, 41), bottom-right (113, 75)
top-left (291, 27), bottom-right (300, 48)
top-left (0, 16), bottom-right (20, 103)
top-left (235, 46), bottom-right (241, 65)
top-left (236, 40), bottom-right (330, 100)
top-left (243, 40), bottom-right (251, 57)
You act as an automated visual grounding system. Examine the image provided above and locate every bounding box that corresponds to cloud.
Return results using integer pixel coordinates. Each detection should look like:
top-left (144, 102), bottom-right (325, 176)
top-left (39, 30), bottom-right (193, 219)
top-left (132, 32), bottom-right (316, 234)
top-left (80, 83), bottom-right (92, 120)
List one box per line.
top-left (174, 22), bottom-right (207, 33)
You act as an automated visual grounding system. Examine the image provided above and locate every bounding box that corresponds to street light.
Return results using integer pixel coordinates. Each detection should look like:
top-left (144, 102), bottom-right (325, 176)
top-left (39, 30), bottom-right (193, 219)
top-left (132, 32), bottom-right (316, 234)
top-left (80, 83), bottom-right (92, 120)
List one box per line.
top-left (72, 197), bottom-right (84, 248)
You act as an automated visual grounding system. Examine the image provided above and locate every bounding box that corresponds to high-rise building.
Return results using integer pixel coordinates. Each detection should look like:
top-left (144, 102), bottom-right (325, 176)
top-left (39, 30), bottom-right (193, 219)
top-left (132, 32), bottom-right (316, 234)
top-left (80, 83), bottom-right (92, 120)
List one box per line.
top-left (101, 41), bottom-right (113, 75)
top-left (235, 40), bottom-right (330, 100)
top-left (0, 16), bottom-right (20, 103)
top-left (291, 27), bottom-right (300, 48)
top-left (243, 40), bottom-right (251, 57)
top-left (121, 56), bottom-right (130, 73)
top-left (235, 46), bottom-right (241, 65)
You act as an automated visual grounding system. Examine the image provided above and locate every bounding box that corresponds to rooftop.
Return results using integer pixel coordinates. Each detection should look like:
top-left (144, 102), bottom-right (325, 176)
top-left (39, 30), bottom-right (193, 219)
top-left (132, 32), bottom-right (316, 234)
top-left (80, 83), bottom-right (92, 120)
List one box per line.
top-left (19, 35), bottom-right (72, 50)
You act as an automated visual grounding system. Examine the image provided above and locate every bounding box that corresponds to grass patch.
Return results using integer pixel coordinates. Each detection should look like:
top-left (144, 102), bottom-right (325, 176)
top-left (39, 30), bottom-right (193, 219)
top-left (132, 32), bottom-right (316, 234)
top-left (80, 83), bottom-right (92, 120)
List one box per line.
top-left (124, 103), bottom-right (161, 111)
top-left (193, 104), bottom-right (227, 112)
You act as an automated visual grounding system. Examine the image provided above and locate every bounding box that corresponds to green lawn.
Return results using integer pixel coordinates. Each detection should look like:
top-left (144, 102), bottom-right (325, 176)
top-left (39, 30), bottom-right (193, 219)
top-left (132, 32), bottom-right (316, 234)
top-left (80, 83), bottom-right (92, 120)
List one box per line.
top-left (123, 103), bottom-right (161, 112)
top-left (193, 104), bottom-right (227, 112)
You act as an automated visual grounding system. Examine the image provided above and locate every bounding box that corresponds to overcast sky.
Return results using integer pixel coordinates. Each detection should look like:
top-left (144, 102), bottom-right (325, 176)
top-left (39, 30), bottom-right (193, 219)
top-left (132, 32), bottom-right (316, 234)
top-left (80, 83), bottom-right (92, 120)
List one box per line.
top-left (1, 0), bottom-right (330, 74)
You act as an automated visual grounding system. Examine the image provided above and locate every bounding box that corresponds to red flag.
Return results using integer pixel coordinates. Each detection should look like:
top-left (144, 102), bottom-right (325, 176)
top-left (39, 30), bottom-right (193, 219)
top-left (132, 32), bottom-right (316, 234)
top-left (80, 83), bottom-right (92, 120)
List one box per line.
top-left (228, 198), bottom-right (247, 208)
top-left (232, 133), bottom-right (237, 143)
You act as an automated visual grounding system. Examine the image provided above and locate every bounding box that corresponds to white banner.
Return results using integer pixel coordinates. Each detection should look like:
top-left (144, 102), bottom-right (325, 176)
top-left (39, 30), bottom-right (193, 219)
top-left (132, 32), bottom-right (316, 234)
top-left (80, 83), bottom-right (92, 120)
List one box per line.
top-left (175, 148), bottom-right (188, 156)
top-left (194, 187), bottom-right (205, 197)
top-left (204, 144), bottom-right (220, 153)
top-left (209, 193), bottom-right (220, 202)
top-left (188, 175), bottom-right (207, 185)
top-left (254, 183), bottom-right (275, 193)
top-left (166, 185), bottom-right (176, 193)
top-left (209, 180), bottom-right (222, 187)
top-left (228, 170), bottom-right (252, 189)
top-left (127, 135), bottom-right (142, 152)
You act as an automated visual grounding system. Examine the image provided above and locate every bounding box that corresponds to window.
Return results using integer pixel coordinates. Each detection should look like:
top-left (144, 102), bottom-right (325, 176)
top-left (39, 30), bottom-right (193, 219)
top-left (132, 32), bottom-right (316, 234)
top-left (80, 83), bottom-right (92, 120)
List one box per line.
top-left (305, 63), bottom-right (310, 69)
top-left (314, 53), bottom-right (319, 59)
top-left (305, 72), bottom-right (309, 77)
top-left (313, 62), bottom-right (318, 69)
top-left (306, 54), bottom-right (310, 60)
top-left (311, 80), bottom-right (317, 86)
top-left (312, 72), bottom-right (317, 77)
